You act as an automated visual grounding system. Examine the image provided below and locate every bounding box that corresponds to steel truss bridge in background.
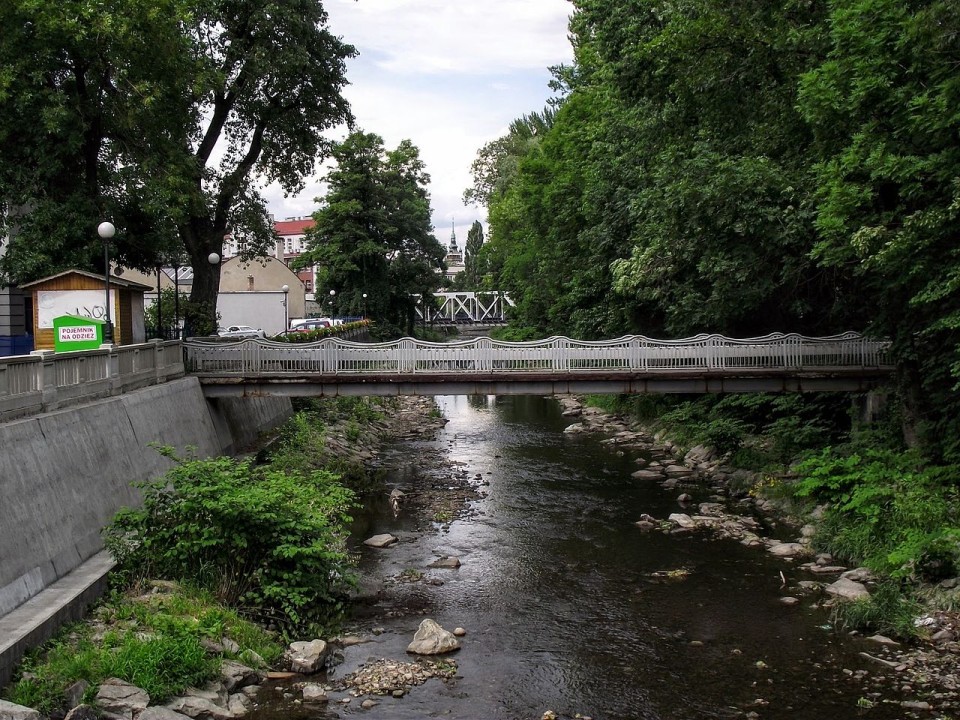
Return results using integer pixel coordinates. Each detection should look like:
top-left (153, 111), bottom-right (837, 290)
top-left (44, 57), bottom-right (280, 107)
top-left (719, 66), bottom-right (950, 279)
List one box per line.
top-left (416, 292), bottom-right (513, 324)
top-left (185, 331), bottom-right (894, 398)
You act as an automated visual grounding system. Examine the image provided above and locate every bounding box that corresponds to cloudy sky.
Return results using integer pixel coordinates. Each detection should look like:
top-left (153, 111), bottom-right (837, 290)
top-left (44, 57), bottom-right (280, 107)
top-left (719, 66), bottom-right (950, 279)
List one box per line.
top-left (261, 0), bottom-right (574, 249)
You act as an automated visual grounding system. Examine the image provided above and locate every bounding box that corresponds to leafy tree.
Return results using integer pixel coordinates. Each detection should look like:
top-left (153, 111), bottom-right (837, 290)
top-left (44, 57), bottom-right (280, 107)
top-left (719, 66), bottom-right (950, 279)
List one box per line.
top-left (796, 0), bottom-right (960, 460)
top-left (462, 220), bottom-right (486, 288)
top-left (0, 0), bottom-right (355, 336)
top-left (463, 109), bottom-right (555, 209)
top-left (579, 0), bottom-right (835, 336)
top-left (296, 132), bottom-right (446, 336)
top-left (0, 0), bottom-right (188, 280)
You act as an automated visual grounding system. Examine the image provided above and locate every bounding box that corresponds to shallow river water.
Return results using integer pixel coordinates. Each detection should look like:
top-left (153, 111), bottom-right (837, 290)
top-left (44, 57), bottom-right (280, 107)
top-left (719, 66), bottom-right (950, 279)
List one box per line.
top-left (256, 395), bottom-right (906, 720)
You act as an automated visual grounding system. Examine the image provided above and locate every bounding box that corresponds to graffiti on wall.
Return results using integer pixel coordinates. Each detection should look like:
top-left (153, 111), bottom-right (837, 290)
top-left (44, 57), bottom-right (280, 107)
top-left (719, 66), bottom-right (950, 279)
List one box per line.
top-left (37, 290), bottom-right (115, 329)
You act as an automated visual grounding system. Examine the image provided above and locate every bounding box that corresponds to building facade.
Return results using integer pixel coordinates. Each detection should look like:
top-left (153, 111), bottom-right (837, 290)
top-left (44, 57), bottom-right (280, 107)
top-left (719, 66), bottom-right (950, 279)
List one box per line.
top-left (0, 229), bottom-right (31, 356)
top-left (222, 217), bottom-right (317, 299)
top-left (443, 222), bottom-right (465, 282)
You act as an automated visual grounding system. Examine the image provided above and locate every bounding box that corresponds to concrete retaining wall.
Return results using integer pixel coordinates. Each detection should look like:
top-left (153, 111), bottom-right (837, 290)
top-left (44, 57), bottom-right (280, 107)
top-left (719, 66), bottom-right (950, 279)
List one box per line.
top-left (0, 377), bottom-right (292, 617)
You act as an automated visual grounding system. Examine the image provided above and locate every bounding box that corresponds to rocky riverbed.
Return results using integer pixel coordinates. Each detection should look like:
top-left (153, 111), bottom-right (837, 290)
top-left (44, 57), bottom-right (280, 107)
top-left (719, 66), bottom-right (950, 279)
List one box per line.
top-left (8, 394), bottom-right (959, 720)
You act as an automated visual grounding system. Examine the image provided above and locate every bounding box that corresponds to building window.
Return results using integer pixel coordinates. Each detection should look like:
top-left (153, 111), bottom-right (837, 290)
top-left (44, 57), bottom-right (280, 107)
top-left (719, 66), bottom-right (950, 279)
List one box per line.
top-left (305, 280), bottom-right (312, 291)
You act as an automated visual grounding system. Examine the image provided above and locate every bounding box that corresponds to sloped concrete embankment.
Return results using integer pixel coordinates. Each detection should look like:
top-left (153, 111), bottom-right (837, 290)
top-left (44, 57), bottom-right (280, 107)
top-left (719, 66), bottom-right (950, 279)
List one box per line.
top-left (0, 376), bottom-right (291, 686)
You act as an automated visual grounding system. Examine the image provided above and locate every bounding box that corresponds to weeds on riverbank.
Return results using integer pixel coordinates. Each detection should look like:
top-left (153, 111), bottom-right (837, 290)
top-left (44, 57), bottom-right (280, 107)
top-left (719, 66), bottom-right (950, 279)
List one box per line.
top-left (792, 448), bottom-right (960, 582)
top-left (263, 397), bottom-right (393, 495)
top-left (104, 449), bottom-right (358, 636)
top-left (584, 393), bottom-right (849, 466)
top-left (3, 584), bottom-right (281, 716)
top-left (831, 581), bottom-right (923, 639)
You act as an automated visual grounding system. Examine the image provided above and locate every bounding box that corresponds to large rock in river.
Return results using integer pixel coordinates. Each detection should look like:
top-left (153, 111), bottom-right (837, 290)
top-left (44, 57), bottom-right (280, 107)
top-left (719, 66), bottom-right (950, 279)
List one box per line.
top-left (287, 640), bottom-right (328, 673)
top-left (363, 534), bottom-right (398, 548)
top-left (406, 619), bottom-right (460, 655)
top-left (826, 577), bottom-right (870, 601)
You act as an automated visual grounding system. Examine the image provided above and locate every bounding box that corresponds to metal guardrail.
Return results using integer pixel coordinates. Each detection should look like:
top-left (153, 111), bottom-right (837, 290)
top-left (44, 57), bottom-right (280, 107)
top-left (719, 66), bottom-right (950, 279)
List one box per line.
top-left (0, 340), bottom-right (185, 422)
top-left (183, 332), bottom-right (893, 376)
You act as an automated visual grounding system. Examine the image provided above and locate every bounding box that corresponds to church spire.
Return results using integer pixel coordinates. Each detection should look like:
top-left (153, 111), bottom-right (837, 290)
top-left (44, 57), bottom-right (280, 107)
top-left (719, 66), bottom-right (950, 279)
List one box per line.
top-left (449, 219), bottom-right (457, 252)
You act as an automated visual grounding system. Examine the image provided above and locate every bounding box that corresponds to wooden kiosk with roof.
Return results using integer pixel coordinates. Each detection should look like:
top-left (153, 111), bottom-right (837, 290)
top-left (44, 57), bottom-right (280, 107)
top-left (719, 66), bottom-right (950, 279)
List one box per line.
top-left (20, 270), bottom-right (151, 350)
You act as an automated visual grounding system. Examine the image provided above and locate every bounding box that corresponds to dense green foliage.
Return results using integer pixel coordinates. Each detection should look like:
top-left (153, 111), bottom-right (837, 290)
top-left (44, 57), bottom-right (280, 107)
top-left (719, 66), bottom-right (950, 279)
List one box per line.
top-left (103, 450), bottom-right (357, 634)
top-left (468, 0), bottom-right (960, 462)
top-left (0, 0), bottom-right (354, 334)
top-left (294, 131), bottom-right (447, 336)
top-left (793, 448), bottom-right (960, 580)
top-left (263, 397), bottom-right (389, 493)
top-left (3, 586), bottom-right (280, 714)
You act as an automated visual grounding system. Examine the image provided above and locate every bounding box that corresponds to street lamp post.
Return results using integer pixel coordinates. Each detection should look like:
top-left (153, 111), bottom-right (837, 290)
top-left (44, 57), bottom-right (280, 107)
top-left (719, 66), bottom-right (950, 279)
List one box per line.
top-left (329, 289), bottom-right (336, 323)
top-left (172, 260), bottom-right (180, 339)
top-left (155, 264), bottom-right (162, 338)
top-left (362, 292), bottom-right (368, 319)
top-left (281, 284), bottom-right (290, 331)
top-left (204, 252), bottom-right (221, 338)
top-left (98, 221), bottom-right (116, 344)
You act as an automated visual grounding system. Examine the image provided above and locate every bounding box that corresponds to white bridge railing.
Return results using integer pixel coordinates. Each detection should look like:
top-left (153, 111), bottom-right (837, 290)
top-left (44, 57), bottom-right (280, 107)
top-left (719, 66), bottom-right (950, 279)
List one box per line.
top-left (0, 340), bottom-right (185, 421)
top-left (184, 332), bottom-right (892, 376)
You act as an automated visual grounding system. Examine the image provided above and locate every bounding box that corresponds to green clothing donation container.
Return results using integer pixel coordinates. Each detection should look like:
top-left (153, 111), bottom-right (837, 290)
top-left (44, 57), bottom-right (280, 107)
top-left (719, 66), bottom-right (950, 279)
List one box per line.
top-left (53, 315), bottom-right (104, 352)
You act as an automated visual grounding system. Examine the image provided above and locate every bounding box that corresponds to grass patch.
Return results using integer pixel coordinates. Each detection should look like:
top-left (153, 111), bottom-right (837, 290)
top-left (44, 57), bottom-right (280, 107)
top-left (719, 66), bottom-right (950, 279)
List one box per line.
top-left (831, 581), bottom-right (922, 640)
top-left (3, 585), bottom-right (280, 715)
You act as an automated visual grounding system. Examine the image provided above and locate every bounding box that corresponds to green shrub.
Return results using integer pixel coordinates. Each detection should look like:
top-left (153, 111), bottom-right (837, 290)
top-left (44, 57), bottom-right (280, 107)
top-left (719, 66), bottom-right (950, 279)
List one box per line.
top-left (832, 581), bottom-right (922, 640)
top-left (104, 451), bottom-right (358, 634)
top-left (702, 417), bottom-right (748, 454)
top-left (792, 448), bottom-right (960, 580)
top-left (763, 415), bottom-right (833, 462)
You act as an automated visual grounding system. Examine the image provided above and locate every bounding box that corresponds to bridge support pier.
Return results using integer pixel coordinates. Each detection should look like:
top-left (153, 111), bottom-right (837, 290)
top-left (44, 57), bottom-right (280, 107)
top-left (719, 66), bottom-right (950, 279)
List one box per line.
top-left (856, 390), bottom-right (888, 425)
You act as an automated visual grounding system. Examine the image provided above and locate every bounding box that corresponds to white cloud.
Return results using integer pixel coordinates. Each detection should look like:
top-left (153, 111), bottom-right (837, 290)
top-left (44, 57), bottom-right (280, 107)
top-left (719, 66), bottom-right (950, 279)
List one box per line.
top-left (262, 0), bottom-right (574, 248)
top-left (326, 0), bottom-right (572, 75)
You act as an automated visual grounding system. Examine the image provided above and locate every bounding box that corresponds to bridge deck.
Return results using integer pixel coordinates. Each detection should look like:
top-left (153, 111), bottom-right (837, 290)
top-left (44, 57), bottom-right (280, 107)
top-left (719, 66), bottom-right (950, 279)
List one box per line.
top-left (196, 367), bottom-right (891, 397)
top-left (185, 332), bottom-right (894, 397)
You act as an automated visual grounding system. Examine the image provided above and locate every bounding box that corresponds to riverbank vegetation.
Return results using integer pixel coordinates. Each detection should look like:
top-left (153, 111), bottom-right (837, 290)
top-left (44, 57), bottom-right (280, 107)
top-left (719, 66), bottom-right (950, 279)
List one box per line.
top-left (2, 396), bottom-right (406, 715)
top-left (4, 585), bottom-right (282, 715)
top-left (587, 391), bottom-right (960, 638)
top-left (103, 450), bottom-right (358, 634)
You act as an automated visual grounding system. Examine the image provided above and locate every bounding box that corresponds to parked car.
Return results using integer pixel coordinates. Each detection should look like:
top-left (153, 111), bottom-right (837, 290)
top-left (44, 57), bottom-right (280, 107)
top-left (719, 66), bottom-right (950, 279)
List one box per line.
top-left (218, 325), bottom-right (265, 339)
top-left (290, 318), bottom-right (330, 332)
top-left (288, 319), bottom-right (331, 333)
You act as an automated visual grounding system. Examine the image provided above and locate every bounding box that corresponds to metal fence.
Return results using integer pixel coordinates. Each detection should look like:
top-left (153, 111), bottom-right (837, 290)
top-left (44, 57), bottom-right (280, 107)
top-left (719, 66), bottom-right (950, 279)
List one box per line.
top-left (184, 332), bottom-right (893, 376)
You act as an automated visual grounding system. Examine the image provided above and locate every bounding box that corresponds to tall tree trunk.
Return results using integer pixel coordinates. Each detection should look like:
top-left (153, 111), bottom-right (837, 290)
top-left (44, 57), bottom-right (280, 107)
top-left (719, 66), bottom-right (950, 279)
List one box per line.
top-left (182, 218), bottom-right (225, 337)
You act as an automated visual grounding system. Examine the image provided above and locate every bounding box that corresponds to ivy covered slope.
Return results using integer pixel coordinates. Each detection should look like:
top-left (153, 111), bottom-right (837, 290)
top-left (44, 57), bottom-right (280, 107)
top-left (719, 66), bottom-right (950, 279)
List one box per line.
top-left (469, 0), bottom-right (960, 629)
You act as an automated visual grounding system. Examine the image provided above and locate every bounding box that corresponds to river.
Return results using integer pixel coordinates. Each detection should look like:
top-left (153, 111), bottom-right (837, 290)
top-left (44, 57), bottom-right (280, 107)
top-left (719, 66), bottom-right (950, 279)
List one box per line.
top-left (257, 394), bottom-right (905, 719)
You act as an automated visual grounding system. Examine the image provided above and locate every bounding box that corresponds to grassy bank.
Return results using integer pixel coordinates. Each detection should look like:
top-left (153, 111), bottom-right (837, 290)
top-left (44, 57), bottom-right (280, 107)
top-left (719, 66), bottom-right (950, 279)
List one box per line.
top-left (5, 584), bottom-right (282, 716)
